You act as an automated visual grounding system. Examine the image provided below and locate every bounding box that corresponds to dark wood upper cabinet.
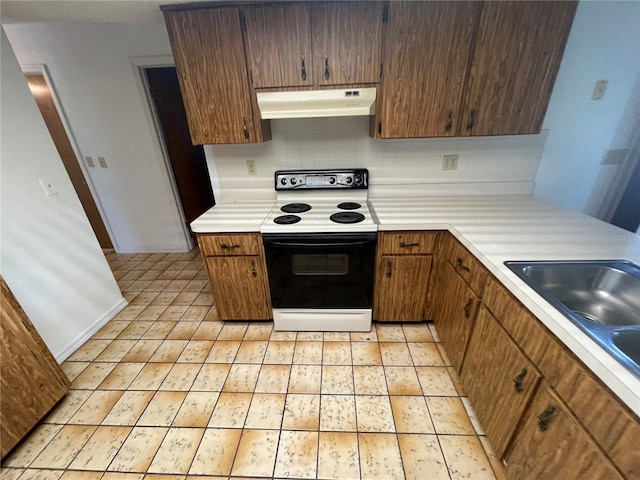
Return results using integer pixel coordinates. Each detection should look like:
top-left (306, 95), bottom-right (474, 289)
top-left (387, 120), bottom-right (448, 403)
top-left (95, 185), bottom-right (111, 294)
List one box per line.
top-left (311, 2), bottom-right (384, 86)
top-left (164, 8), bottom-right (269, 144)
top-left (461, 1), bottom-right (578, 136)
top-left (243, 1), bottom-right (384, 89)
top-left (376, 0), bottom-right (576, 139)
top-left (243, 4), bottom-right (312, 89)
top-left (377, 1), bottom-right (480, 138)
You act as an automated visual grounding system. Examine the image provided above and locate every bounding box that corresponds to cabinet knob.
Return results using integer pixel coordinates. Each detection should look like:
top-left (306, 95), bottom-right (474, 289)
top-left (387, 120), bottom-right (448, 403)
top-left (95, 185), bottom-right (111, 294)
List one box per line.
top-left (251, 261), bottom-right (257, 277)
top-left (386, 261), bottom-right (392, 278)
top-left (463, 298), bottom-right (474, 318)
top-left (456, 257), bottom-right (470, 273)
top-left (324, 54), bottom-right (330, 80)
top-left (242, 118), bottom-right (249, 140)
top-left (445, 111), bottom-right (453, 133)
top-left (513, 368), bottom-right (528, 393)
top-left (537, 405), bottom-right (555, 432)
top-left (466, 109), bottom-right (476, 131)
top-left (399, 242), bottom-right (419, 248)
top-left (221, 243), bottom-right (240, 250)
top-left (300, 54), bottom-right (307, 81)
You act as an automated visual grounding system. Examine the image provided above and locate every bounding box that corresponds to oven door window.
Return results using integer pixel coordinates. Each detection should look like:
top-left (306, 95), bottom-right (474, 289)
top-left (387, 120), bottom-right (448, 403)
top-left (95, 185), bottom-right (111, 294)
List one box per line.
top-left (292, 254), bottom-right (349, 276)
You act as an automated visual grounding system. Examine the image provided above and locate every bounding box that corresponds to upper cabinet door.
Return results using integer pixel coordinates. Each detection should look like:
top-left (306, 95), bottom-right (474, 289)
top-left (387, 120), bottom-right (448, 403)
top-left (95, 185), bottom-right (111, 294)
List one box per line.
top-left (164, 8), bottom-right (257, 144)
top-left (461, 1), bottom-right (577, 136)
top-left (312, 1), bottom-right (384, 86)
top-left (243, 4), bottom-right (312, 89)
top-left (377, 1), bottom-right (480, 138)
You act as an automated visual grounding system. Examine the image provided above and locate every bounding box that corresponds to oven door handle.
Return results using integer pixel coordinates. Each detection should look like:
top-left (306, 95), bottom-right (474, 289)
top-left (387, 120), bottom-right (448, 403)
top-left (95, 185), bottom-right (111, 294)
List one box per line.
top-left (264, 240), bottom-right (376, 248)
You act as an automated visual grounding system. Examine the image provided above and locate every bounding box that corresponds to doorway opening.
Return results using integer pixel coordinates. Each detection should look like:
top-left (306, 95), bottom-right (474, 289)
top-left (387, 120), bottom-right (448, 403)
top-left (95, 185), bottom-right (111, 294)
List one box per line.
top-left (144, 66), bottom-right (215, 242)
top-left (25, 71), bottom-right (114, 249)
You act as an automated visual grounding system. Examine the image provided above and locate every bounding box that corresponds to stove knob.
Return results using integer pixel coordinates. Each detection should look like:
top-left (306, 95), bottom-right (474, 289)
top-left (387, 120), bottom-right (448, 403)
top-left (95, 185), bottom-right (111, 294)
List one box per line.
top-left (354, 174), bottom-right (363, 185)
top-left (346, 176), bottom-right (353, 184)
top-left (290, 177), bottom-right (297, 185)
top-left (329, 177), bottom-right (336, 184)
top-left (280, 178), bottom-right (287, 185)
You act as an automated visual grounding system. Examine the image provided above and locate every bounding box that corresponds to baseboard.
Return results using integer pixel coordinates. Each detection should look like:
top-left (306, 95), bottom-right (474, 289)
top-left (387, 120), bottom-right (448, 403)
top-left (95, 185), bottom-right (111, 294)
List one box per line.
top-left (115, 247), bottom-right (192, 254)
top-left (55, 297), bottom-right (128, 363)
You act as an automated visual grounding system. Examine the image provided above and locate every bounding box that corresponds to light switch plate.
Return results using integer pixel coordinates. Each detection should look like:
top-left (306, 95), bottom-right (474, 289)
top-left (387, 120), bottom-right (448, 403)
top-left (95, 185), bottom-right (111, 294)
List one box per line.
top-left (98, 156), bottom-right (107, 168)
top-left (38, 178), bottom-right (59, 196)
top-left (85, 156), bottom-right (95, 167)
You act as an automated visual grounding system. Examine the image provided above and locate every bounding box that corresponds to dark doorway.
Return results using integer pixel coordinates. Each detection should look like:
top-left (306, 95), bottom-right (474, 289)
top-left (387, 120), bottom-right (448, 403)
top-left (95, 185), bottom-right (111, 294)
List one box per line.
top-left (145, 67), bottom-right (215, 240)
top-left (610, 154), bottom-right (640, 233)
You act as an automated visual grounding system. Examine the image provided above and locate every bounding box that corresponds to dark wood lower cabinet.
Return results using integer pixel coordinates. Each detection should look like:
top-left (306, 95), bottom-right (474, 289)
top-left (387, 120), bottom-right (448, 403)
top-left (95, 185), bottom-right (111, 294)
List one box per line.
top-left (1, 277), bottom-right (70, 458)
top-left (373, 255), bottom-right (432, 322)
top-left (504, 383), bottom-right (623, 480)
top-left (204, 255), bottom-right (271, 320)
top-left (432, 261), bottom-right (479, 371)
top-left (461, 306), bottom-right (541, 457)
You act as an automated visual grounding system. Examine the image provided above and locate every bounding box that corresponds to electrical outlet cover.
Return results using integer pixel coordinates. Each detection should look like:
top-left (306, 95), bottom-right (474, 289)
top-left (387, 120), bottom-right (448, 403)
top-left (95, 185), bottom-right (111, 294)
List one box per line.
top-left (442, 155), bottom-right (459, 171)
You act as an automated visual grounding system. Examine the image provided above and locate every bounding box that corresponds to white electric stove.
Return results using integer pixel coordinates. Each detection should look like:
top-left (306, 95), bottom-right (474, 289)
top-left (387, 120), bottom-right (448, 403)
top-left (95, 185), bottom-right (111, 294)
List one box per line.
top-left (260, 169), bottom-right (378, 331)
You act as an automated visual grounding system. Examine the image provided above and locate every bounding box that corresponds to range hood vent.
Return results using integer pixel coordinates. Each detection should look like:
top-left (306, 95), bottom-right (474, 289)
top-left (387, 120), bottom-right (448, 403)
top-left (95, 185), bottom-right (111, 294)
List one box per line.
top-left (257, 88), bottom-right (376, 119)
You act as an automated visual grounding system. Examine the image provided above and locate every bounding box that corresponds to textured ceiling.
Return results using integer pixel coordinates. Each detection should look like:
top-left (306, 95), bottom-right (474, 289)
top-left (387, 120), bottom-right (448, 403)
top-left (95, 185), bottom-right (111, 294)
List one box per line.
top-left (0, 0), bottom-right (213, 24)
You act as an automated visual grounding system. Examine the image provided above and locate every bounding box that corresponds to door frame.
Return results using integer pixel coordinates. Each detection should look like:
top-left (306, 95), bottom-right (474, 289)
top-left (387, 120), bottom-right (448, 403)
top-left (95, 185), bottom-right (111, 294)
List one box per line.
top-left (129, 55), bottom-right (199, 251)
top-left (20, 63), bottom-right (118, 251)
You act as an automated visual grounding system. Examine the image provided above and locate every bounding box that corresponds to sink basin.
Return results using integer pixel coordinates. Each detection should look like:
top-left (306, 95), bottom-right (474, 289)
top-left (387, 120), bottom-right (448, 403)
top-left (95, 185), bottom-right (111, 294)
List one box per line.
top-left (505, 260), bottom-right (640, 377)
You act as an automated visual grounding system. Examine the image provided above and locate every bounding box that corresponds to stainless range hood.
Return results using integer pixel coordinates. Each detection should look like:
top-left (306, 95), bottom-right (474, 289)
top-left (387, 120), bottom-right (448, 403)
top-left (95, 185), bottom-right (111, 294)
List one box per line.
top-left (256, 88), bottom-right (376, 119)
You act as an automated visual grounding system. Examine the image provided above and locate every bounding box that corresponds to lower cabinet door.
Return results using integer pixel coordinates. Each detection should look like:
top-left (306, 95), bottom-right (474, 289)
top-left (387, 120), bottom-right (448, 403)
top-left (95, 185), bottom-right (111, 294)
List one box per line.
top-left (505, 383), bottom-right (623, 480)
top-left (374, 255), bottom-right (432, 321)
top-left (461, 306), bottom-right (541, 457)
top-left (432, 261), bottom-right (478, 371)
top-left (205, 256), bottom-right (272, 320)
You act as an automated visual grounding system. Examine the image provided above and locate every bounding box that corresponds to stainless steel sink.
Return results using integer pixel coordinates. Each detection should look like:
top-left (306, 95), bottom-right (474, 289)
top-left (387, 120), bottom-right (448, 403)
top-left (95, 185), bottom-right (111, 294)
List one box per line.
top-left (505, 260), bottom-right (640, 378)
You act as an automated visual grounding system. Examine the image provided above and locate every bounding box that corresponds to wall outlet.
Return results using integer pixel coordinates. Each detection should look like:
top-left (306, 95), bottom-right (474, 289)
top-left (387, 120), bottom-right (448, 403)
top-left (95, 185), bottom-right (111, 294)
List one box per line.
top-left (85, 156), bottom-right (95, 167)
top-left (246, 159), bottom-right (257, 175)
top-left (442, 154), bottom-right (459, 170)
top-left (98, 156), bottom-right (108, 168)
top-left (591, 80), bottom-right (608, 101)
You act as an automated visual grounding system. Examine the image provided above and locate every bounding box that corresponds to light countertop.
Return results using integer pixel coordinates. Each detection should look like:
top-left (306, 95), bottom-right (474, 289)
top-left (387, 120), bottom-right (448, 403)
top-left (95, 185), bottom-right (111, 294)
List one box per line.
top-left (190, 201), bottom-right (275, 233)
top-left (191, 194), bottom-right (640, 415)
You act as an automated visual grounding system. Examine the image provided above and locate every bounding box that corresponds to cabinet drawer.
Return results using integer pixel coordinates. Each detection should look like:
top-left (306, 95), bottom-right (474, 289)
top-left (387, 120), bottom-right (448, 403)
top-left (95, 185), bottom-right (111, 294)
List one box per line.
top-left (444, 238), bottom-right (487, 295)
top-left (198, 233), bottom-right (261, 256)
top-left (378, 232), bottom-right (438, 255)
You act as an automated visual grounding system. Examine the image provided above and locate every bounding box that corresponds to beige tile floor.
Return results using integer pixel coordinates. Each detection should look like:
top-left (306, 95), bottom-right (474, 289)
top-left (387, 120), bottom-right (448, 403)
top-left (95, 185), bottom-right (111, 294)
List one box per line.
top-left (2, 251), bottom-right (507, 480)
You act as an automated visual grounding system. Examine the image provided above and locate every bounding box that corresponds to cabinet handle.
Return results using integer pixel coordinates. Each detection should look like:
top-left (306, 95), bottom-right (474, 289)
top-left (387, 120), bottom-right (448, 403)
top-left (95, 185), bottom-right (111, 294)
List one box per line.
top-left (445, 111), bottom-right (453, 133)
top-left (242, 118), bottom-right (249, 140)
top-left (513, 368), bottom-right (528, 393)
top-left (537, 405), bottom-right (555, 432)
top-left (466, 109), bottom-right (476, 131)
top-left (301, 54), bottom-right (307, 81)
top-left (386, 261), bottom-right (392, 278)
top-left (323, 54), bottom-right (330, 80)
top-left (399, 242), bottom-right (419, 248)
top-left (221, 243), bottom-right (240, 250)
top-left (456, 257), bottom-right (470, 272)
top-left (463, 298), bottom-right (474, 318)
top-left (251, 261), bottom-right (257, 277)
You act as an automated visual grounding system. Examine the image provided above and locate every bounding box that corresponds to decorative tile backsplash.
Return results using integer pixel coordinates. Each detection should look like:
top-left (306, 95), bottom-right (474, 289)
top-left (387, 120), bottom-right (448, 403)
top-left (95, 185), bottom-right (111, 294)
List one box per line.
top-left (206, 117), bottom-right (547, 201)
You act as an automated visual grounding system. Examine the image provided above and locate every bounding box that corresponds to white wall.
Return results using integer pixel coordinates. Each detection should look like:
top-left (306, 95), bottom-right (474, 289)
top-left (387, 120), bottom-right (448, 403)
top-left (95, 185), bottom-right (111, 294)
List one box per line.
top-left (535, 0), bottom-right (640, 215)
top-left (1, 29), bottom-right (126, 360)
top-left (210, 117), bottom-right (547, 201)
top-left (3, 21), bottom-right (189, 252)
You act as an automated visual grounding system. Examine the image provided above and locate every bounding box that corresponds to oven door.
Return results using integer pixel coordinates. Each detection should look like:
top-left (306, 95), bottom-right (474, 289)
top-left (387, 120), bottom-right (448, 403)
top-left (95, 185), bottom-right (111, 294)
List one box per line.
top-left (262, 232), bottom-right (377, 309)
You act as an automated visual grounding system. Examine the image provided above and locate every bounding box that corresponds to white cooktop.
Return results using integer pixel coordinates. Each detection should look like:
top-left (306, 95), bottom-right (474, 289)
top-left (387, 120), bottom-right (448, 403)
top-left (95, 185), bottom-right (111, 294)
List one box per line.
top-left (260, 193), bottom-right (377, 234)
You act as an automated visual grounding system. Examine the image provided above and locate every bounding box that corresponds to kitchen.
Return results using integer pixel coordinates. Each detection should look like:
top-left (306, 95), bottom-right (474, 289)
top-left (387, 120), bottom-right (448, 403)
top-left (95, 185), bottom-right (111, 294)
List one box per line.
top-left (1, 0), bottom-right (640, 479)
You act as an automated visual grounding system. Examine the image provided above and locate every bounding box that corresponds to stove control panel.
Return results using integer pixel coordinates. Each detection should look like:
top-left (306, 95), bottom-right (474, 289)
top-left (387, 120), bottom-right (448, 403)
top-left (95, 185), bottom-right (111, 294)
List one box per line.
top-left (275, 168), bottom-right (368, 190)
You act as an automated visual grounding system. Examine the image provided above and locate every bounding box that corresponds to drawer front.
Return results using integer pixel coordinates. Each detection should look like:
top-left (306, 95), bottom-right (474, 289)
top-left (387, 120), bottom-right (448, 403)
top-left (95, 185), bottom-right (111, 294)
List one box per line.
top-left (378, 231), bottom-right (438, 255)
top-left (444, 238), bottom-right (487, 295)
top-left (198, 233), bottom-right (261, 256)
